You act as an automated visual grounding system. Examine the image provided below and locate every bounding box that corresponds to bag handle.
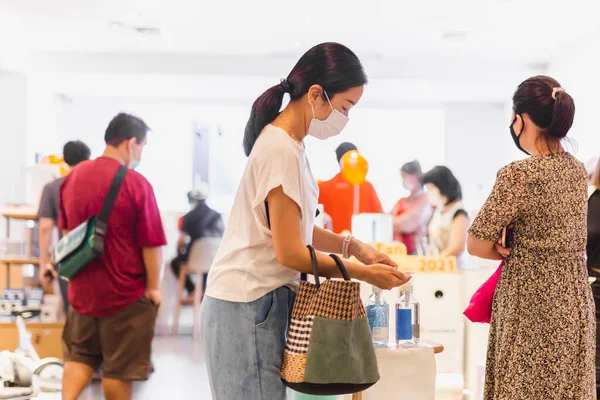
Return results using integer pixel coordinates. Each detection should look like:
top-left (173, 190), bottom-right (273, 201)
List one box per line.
top-left (328, 254), bottom-right (352, 281)
top-left (93, 166), bottom-right (128, 253)
top-left (303, 245), bottom-right (320, 288)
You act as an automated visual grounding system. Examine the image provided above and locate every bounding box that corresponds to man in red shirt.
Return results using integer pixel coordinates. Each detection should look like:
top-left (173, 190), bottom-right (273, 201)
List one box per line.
top-left (318, 142), bottom-right (383, 234)
top-left (59, 113), bottom-right (166, 400)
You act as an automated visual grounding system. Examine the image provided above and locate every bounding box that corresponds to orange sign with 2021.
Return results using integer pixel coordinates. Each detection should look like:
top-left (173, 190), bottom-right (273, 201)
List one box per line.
top-left (366, 242), bottom-right (457, 274)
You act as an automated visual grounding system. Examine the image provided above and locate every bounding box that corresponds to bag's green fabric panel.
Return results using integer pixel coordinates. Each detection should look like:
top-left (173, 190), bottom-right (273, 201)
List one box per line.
top-left (54, 217), bottom-right (96, 263)
top-left (304, 317), bottom-right (379, 384)
top-left (58, 219), bottom-right (99, 279)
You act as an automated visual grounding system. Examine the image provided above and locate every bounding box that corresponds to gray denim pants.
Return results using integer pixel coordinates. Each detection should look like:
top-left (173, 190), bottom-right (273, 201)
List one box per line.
top-left (200, 287), bottom-right (295, 400)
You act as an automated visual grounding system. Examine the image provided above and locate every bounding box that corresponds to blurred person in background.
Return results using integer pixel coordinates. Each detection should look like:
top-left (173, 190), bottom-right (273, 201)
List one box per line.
top-left (170, 183), bottom-right (224, 297)
top-left (587, 158), bottom-right (600, 398)
top-left (37, 140), bottom-right (91, 312)
top-left (318, 142), bottom-right (383, 233)
top-left (59, 113), bottom-right (166, 400)
top-left (587, 156), bottom-right (599, 196)
top-left (467, 76), bottom-right (594, 399)
top-left (391, 160), bottom-right (431, 254)
top-left (422, 166), bottom-right (469, 262)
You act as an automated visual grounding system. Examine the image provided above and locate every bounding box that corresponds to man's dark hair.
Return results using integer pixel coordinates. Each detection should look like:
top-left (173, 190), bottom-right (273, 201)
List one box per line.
top-left (422, 166), bottom-right (463, 204)
top-left (63, 140), bottom-right (91, 167)
top-left (104, 113), bottom-right (151, 147)
top-left (335, 142), bottom-right (358, 164)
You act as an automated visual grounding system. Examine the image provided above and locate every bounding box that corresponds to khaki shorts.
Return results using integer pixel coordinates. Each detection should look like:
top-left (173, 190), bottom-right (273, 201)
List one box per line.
top-left (62, 296), bottom-right (158, 381)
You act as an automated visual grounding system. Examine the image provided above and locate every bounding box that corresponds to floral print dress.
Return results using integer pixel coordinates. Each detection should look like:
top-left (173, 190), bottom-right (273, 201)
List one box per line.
top-left (469, 153), bottom-right (595, 399)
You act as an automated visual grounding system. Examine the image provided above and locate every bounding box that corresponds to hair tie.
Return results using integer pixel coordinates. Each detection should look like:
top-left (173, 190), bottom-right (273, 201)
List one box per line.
top-left (280, 78), bottom-right (291, 93)
top-left (552, 87), bottom-right (565, 100)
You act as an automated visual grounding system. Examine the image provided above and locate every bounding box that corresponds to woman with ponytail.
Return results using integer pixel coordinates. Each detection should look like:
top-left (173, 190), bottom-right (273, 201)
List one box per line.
top-left (467, 76), bottom-right (595, 399)
top-left (201, 43), bottom-right (411, 400)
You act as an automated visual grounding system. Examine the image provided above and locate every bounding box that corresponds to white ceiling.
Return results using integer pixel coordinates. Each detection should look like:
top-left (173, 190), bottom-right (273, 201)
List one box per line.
top-left (0, 0), bottom-right (597, 64)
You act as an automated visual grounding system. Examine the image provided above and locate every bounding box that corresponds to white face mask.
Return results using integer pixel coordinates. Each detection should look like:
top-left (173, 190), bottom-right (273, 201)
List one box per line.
top-left (426, 188), bottom-right (445, 207)
top-left (403, 180), bottom-right (416, 191)
top-left (307, 91), bottom-right (349, 140)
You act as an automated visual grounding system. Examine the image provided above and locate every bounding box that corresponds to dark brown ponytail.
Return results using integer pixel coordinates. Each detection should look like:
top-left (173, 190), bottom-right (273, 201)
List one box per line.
top-left (548, 89), bottom-right (575, 139)
top-left (243, 84), bottom-right (286, 157)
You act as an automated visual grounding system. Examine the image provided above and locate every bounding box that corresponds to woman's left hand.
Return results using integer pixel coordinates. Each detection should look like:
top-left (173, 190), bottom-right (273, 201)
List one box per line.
top-left (351, 240), bottom-right (398, 268)
top-left (494, 237), bottom-right (511, 258)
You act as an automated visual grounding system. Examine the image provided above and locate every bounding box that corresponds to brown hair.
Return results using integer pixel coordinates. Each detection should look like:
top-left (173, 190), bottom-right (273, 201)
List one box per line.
top-left (512, 75), bottom-right (575, 150)
top-left (593, 158), bottom-right (600, 188)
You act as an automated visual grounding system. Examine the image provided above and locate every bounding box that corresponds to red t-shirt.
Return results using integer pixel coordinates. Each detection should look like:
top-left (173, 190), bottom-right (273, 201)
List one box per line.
top-left (58, 157), bottom-right (167, 317)
top-left (318, 173), bottom-right (383, 234)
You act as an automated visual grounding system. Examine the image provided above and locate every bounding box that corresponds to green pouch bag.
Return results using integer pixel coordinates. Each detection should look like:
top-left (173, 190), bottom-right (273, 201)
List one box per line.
top-left (54, 166), bottom-right (127, 280)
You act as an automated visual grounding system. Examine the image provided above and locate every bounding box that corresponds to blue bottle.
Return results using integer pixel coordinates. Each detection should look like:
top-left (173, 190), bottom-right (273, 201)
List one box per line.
top-left (396, 273), bottom-right (419, 346)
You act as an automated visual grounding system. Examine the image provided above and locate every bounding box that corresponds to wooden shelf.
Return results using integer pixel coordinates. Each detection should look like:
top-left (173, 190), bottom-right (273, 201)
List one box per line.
top-left (420, 340), bottom-right (444, 354)
top-left (0, 321), bottom-right (64, 359)
top-left (2, 212), bottom-right (37, 221)
top-left (2, 205), bottom-right (38, 221)
top-left (0, 257), bottom-right (39, 265)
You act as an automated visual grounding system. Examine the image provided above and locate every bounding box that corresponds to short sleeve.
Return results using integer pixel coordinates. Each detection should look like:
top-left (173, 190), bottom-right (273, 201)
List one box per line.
top-left (58, 179), bottom-right (69, 230)
top-left (135, 178), bottom-right (167, 248)
top-left (252, 143), bottom-right (304, 218)
top-left (468, 164), bottom-right (523, 242)
top-left (37, 182), bottom-right (57, 221)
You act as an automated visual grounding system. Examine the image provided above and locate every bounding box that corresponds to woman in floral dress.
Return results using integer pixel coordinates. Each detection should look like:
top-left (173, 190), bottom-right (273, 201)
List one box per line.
top-left (468, 76), bottom-right (595, 399)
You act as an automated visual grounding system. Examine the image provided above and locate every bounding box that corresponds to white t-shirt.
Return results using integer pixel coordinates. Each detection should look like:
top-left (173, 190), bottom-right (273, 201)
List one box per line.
top-left (206, 125), bottom-right (319, 303)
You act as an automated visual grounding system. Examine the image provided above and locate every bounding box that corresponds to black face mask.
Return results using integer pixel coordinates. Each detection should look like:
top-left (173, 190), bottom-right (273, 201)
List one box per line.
top-left (510, 115), bottom-right (530, 156)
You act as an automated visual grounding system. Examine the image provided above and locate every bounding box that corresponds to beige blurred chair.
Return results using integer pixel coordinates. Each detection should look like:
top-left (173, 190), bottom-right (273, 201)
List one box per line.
top-left (172, 237), bottom-right (221, 339)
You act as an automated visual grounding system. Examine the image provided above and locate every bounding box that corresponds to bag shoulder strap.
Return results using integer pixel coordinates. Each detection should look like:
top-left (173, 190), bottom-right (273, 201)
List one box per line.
top-left (95, 166), bottom-right (128, 236)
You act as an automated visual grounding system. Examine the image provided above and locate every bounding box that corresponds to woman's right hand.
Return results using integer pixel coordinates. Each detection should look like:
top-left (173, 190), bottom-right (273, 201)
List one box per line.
top-left (363, 264), bottom-right (411, 290)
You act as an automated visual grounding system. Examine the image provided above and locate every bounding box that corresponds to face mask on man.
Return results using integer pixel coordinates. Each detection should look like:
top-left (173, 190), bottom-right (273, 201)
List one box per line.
top-left (128, 140), bottom-right (142, 169)
top-left (510, 114), bottom-right (530, 156)
top-left (307, 91), bottom-right (349, 140)
top-left (129, 158), bottom-right (140, 170)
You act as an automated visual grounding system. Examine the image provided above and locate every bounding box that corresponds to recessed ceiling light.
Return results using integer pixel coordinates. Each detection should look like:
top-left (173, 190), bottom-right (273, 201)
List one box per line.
top-left (108, 19), bottom-right (161, 36)
top-left (441, 30), bottom-right (473, 41)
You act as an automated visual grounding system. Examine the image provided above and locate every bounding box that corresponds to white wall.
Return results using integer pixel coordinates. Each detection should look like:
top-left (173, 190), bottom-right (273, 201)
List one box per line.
top-left (547, 26), bottom-right (600, 164)
top-left (23, 63), bottom-right (540, 214)
top-left (0, 71), bottom-right (28, 204)
top-left (445, 103), bottom-right (522, 211)
top-left (50, 95), bottom-right (516, 216)
top-left (35, 72), bottom-right (512, 216)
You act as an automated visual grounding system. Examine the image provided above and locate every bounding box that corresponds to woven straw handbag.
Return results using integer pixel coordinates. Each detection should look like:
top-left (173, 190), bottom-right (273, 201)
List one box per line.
top-left (281, 245), bottom-right (380, 395)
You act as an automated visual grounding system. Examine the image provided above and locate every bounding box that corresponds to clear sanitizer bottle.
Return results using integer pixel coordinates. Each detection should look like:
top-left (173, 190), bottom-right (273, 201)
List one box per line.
top-left (366, 286), bottom-right (389, 347)
top-left (396, 273), bottom-right (420, 346)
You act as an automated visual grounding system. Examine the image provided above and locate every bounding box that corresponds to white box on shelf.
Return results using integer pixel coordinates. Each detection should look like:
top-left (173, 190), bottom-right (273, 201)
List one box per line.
top-left (0, 299), bottom-right (11, 315)
top-left (10, 300), bottom-right (23, 312)
top-left (351, 213), bottom-right (393, 243)
top-left (40, 304), bottom-right (58, 323)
